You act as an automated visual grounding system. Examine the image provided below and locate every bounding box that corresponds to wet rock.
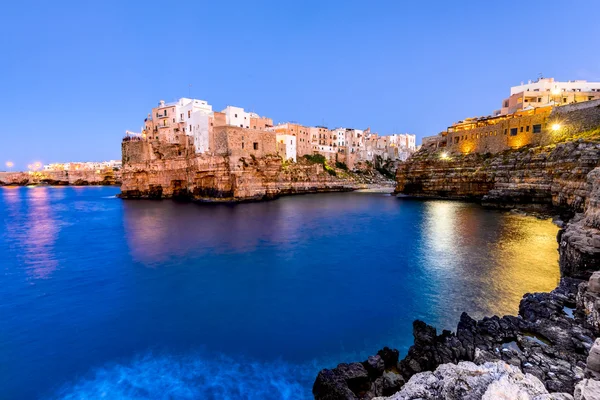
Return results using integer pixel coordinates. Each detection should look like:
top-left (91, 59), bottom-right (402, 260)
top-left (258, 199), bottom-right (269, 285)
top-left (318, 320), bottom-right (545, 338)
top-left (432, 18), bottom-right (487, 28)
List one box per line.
top-left (313, 363), bottom-right (369, 400)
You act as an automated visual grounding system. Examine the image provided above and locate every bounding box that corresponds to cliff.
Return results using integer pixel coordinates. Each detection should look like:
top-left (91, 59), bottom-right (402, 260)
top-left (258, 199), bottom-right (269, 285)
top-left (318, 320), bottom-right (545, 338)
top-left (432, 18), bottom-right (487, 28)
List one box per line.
top-left (0, 169), bottom-right (121, 186)
top-left (120, 140), bottom-right (393, 201)
top-left (394, 141), bottom-right (600, 212)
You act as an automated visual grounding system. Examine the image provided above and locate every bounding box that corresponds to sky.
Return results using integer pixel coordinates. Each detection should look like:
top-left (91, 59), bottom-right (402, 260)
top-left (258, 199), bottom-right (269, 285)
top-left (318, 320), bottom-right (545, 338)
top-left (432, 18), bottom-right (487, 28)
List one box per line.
top-left (1, 0), bottom-right (600, 169)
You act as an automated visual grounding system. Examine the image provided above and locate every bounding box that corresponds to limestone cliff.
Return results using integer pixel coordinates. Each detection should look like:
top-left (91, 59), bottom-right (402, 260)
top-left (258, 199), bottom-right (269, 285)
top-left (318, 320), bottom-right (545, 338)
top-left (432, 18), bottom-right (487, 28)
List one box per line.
top-left (0, 169), bottom-right (121, 186)
top-left (120, 140), bottom-right (393, 201)
top-left (395, 141), bottom-right (600, 212)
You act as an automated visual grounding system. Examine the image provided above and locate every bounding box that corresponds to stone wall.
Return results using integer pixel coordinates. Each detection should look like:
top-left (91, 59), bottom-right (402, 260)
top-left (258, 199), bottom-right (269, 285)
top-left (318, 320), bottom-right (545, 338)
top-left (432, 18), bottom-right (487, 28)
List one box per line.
top-left (446, 108), bottom-right (552, 154)
top-left (444, 100), bottom-right (600, 155)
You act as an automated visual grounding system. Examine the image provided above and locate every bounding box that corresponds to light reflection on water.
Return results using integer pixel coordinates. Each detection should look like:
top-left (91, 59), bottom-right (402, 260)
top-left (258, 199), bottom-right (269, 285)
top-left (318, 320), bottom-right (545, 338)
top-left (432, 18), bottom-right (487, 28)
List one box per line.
top-left (421, 201), bottom-right (559, 323)
top-left (0, 188), bottom-right (560, 399)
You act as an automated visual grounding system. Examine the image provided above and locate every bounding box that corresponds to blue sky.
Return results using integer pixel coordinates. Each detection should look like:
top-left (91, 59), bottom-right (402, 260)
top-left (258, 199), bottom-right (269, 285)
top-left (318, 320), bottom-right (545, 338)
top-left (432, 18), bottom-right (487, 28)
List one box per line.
top-left (2, 0), bottom-right (600, 169)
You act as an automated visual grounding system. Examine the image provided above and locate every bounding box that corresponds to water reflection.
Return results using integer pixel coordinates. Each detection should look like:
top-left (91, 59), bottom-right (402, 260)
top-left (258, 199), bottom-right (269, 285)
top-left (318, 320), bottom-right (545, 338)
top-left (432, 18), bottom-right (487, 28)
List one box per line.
top-left (421, 201), bottom-right (559, 325)
top-left (1, 187), bottom-right (61, 279)
top-left (22, 188), bottom-right (60, 279)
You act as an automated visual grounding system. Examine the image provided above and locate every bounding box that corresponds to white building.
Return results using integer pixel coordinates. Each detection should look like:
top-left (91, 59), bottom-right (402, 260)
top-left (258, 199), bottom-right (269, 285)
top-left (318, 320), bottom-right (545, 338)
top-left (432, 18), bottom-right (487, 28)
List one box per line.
top-left (222, 106), bottom-right (250, 128)
top-left (178, 98), bottom-right (213, 154)
top-left (497, 78), bottom-right (600, 115)
top-left (276, 134), bottom-right (297, 162)
top-left (331, 128), bottom-right (346, 148)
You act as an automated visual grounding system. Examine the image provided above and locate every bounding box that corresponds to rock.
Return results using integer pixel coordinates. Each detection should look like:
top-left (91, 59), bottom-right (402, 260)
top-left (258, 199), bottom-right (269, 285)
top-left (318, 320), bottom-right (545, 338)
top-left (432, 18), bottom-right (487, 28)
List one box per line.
top-left (364, 355), bottom-right (385, 378)
top-left (377, 347), bottom-right (399, 369)
top-left (313, 363), bottom-right (370, 400)
top-left (574, 379), bottom-right (600, 400)
top-left (586, 339), bottom-right (600, 380)
top-left (373, 361), bottom-right (573, 400)
top-left (313, 278), bottom-right (595, 398)
top-left (588, 272), bottom-right (600, 294)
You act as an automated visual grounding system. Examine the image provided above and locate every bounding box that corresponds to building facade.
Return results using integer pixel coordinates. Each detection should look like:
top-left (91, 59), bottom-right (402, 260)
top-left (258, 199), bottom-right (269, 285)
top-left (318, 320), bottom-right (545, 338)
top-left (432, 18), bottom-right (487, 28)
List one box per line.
top-left (497, 78), bottom-right (600, 116)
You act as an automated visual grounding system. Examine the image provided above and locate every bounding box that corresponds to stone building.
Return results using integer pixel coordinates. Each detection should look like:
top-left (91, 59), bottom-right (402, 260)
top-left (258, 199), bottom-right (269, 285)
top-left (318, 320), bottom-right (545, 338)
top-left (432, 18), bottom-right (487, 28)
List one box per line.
top-left (445, 106), bottom-right (552, 154)
top-left (276, 134), bottom-right (297, 162)
top-left (213, 126), bottom-right (277, 159)
top-left (270, 123), bottom-right (312, 156)
top-left (497, 78), bottom-right (600, 116)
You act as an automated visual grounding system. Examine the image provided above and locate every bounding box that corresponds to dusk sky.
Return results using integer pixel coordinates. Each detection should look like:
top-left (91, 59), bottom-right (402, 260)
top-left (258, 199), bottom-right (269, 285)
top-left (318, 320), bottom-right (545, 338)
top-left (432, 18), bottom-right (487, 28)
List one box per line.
top-left (2, 0), bottom-right (600, 169)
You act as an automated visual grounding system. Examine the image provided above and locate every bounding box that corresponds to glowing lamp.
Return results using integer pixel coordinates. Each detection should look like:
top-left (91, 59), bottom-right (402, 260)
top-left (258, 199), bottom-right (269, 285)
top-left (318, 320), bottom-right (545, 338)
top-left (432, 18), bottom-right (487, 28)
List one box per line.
top-left (5, 161), bottom-right (13, 168)
top-left (440, 152), bottom-right (450, 160)
top-left (551, 88), bottom-right (561, 95)
top-left (551, 123), bottom-right (561, 131)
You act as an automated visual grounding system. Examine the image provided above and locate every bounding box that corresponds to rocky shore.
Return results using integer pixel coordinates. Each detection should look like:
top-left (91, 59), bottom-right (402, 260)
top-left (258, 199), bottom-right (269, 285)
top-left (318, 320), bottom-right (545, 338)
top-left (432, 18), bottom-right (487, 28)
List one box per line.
top-left (0, 170), bottom-right (121, 186)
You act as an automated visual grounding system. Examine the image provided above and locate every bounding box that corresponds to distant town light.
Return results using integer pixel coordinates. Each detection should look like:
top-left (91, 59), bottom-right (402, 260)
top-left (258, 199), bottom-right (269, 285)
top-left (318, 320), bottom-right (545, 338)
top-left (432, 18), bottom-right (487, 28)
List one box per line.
top-left (5, 161), bottom-right (14, 169)
top-left (551, 123), bottom-right (562, 131)
top-left (440, 152), bottom-right (450, 160)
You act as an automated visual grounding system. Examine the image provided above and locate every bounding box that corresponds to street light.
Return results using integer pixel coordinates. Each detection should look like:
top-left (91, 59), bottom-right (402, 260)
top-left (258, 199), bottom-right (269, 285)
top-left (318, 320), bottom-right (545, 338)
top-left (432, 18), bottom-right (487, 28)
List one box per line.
top-left (551, 123), bottom-right (562, 131)
top-left (5, 161), bottom-right (14, 171)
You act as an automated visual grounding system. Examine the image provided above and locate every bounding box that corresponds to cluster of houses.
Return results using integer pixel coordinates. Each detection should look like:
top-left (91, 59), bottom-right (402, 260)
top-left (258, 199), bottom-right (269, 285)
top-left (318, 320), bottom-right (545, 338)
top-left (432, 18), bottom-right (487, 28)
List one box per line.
top-left (126, 98), bottom-right (416, 169)
top-left (43, 160), bottom-right (122, 172)
top-left (422, 78), bottom-right (600, 155)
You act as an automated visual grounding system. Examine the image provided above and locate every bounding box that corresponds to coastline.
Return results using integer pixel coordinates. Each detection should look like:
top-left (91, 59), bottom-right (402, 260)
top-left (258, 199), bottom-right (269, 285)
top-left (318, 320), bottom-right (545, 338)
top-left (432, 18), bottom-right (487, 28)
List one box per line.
top-left (314, 136), bottom-right (600, 396)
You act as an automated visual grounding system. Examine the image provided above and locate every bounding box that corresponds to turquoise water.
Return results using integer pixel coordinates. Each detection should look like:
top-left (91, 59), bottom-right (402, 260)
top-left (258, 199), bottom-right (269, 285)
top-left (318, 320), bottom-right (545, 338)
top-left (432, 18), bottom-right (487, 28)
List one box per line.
top-left (0, 186), bottom-right (560, 399)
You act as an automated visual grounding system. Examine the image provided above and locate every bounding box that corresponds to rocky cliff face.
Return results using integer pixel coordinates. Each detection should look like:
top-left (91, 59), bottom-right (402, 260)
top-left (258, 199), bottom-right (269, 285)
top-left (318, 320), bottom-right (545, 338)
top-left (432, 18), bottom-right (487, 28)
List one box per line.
top-left (120, 151), bottom-right (392, 201)
top-left (395, 141), bottom-right (600, 212)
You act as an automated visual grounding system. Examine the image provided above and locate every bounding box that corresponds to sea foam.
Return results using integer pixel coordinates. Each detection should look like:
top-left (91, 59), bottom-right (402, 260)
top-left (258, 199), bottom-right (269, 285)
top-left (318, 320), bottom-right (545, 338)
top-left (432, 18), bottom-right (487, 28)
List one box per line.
top-left (48, 352), bottom-right (317, 400)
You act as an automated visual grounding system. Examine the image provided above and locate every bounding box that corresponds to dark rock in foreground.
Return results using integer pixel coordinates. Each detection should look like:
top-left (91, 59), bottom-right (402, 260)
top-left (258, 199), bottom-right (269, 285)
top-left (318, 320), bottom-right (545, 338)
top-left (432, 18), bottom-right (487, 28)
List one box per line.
top-left (313, 278), bottom-right (596, 399)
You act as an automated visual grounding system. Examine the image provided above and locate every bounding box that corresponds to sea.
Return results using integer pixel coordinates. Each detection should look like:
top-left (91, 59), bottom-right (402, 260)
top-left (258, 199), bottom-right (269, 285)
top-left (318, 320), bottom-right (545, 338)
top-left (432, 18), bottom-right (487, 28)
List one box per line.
top-left (0, 186), bottom-right (560, 399)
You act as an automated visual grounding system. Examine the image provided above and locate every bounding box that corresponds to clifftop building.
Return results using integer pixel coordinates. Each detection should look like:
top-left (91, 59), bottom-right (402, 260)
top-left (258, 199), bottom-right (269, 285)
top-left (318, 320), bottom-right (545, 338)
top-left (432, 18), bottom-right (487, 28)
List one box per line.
top-left (127, 97), bottom-right (416, 168)
top-left (496, 78), bottom-right (600, 116)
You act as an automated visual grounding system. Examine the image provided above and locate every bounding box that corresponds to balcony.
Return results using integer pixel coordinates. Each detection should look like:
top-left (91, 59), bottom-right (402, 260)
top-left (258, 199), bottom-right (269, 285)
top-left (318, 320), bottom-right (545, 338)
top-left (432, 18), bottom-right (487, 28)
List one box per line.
top-left (157, 113), bottom-right (169, 119)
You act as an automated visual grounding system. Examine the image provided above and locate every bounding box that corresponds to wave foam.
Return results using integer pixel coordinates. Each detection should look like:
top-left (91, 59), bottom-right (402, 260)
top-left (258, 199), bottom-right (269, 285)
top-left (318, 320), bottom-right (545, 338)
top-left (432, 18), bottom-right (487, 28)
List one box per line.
top-left (48, 352), bottom-right (318, 400)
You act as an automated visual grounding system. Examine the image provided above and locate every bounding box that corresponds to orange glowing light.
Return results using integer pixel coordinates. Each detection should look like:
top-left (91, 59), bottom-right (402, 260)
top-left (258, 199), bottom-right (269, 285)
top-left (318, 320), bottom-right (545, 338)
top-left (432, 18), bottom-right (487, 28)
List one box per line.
top-left (5, 161), bottom-right (14, 169)
top-left (551, 123), bottom-right (561, 131)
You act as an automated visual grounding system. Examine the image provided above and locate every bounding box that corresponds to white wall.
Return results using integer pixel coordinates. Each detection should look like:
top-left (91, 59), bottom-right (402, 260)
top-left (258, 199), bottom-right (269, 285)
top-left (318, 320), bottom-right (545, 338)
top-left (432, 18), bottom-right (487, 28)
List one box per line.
top-left (222, 106), bottom-right (250, 128)
top-left (277, 134), bottom-right (297, 162)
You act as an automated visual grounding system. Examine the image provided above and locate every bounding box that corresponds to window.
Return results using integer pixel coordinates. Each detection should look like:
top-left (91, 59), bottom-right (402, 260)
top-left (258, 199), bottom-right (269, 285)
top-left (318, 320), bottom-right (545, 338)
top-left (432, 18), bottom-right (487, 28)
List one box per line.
top-left (589, 96), bottom-right (594, 101)
top-left (164, 110), bottom-right (167, 116)
top-left (510, 128), bottom-right (518, 136)
top-left (253, 142), bottom-right (259, 150)
top-left (235, 114), bottom-right (238, 118)
top-left (180, 113), bottom-right (183, 120)
top-left (173, 118), bottom-right (175, 123)
top-left (188, 111), bottom-right (191, 118)
top-left (240, 124), bottom-right (243, 128)
top-left (520, 126), bottom-right (524, 132)
top-left (242, 143), bottom-right (244, 149)
top-left (504, 129), bottom-right (507, 135)
top-left (526, 125), bottom-right (530, 132)
top-left (533, 124), bottom-right (542, 133)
